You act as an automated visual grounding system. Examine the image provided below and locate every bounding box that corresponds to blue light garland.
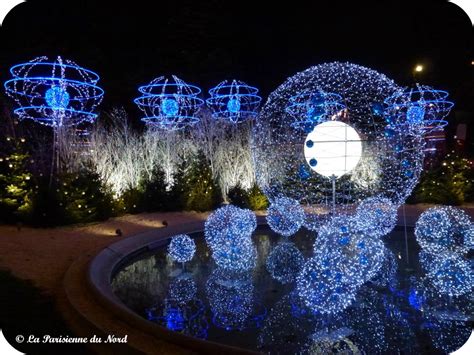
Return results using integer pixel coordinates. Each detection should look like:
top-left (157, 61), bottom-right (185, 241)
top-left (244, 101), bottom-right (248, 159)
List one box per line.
top-left (206, 80), bottom-right (262, 123)
top-left (167, 234), bottom-right (196, 263)
top-left (134, 75), bottom-right (204, 130)
top-left (4, 56), bottom-right (104, 127)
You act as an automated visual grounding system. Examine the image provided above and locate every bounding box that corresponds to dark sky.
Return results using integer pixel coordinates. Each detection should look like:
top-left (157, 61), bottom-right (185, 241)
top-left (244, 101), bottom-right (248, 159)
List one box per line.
top-left (0, 0), bottom-right (473, 116)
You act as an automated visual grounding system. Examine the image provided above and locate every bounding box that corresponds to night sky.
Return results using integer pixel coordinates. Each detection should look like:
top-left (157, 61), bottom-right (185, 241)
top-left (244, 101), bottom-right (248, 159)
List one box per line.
top-left (0, 0), bottom-right (473, 119)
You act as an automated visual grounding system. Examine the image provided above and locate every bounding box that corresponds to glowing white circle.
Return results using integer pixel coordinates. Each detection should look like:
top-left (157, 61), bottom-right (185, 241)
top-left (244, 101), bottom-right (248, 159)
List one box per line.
top-left (304, 120), bottom-right (362, 178)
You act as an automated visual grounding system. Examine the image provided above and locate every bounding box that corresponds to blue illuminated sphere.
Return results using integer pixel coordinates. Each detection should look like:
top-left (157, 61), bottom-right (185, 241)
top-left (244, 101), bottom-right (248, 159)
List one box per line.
top-left (355, 196), bottom-right (398, 238)
top-left (415, 206), bottom-right (472, 254)
top-left (45, 86), bottom-right (70, 109)
top-left (205, 205), bottom-right (257, 250)
top-left (296, 255), bottom-right (358, 314)
top-left (205, 205), bottom-right (257, 271)
top-left (168, 234), bottom-right (196, 263)
top-left (427, 252), bottom-right (473, 297)
top-left (406, 104), bottom-right (425, 124)
top-left (161, 98), bottom-right (179, 116)
top-left (315, 215), bottom-right (385, 286)
top-left (266, 242), bottom-right (304, 284)
top-left (266, 197), bottom-right (305, 237)
top-left (227, 98), bottom-right (241, 113)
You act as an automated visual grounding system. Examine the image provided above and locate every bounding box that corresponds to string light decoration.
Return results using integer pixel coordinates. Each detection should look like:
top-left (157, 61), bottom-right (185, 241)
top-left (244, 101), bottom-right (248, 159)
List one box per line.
top-left (426, 251), bottom-right (473, 297)
top-left (415, 206), bottom-right (473, 254)
top-left (206, 80), bottom-right (262, 123)
top-left (134, 75), bottom-right (204, 130)
top-left (204, 205), bottom-right (257, 271)
top-left (167, 234), bottom-right (196, 263)
top-left (355, 196), bottom-right (398, 238)
top-left (266, 197), bottom-right (305, 237)
top-left (253, 62), bottom-right (429, 228)
top-left (4, 56), bottom-right (104, 127)
top-left (369, 248), bottom-right (398, 289)
top-left (296, 255), bottom-right (358, 314)
top-left (384, 85), bottom-right (454, 134)
top-left (425, 318), bottom-right (473, 354)
top-left (265, 241), bottom-right (304, 284)
top-left (315, 215), bottom-right (385, 286)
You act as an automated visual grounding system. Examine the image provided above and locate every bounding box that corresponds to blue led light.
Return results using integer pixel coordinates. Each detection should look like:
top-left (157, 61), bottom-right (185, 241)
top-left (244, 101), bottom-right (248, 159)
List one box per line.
top-left (227, 97), bottom-right (241, 113)
top-left (134, 75), bottom-right (203, 130)
top-left (4, 56), bottom-right (103, 127)
top-left (161, 98), bottom-right (179, 116)
top-left (45, 86), bottom-right (70, 109)
top-left (207, 80), bottom-right (262, 123)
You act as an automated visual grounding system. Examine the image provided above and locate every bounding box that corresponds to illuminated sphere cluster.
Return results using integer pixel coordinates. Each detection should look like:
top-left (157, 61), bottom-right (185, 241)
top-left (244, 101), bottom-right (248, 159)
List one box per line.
top-left (266, 242), bottom-right (304, 284)
top-left (4, 56), bottom-right (104, 127)
top-left (415, 206), bottom-right (473, 254)
top-left (314, 215), bottom-right (385, 286)
top-left (134, 75), bottom-right (204, 130)
top-left (266, 197), bottom-right (305, 237)
top-left (168, 234), bottom-right (196, 263)
top-left (296, 254), bottom-right (358, 314)
top-left (205, 205), bottom-right (257, 271)
top-left (355, 196), bottom-right (398, 238)
top-left (253, 62), bottom-right (426, 223)
top-left (168, 276), bottom-right (197, 305)
top-left (206, 80), bottom-right (262, 123)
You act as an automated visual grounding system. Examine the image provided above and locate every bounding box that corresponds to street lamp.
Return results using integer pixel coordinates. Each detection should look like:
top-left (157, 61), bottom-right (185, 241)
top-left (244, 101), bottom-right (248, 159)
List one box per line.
top-left (414, 64), bottom-right (424, 73)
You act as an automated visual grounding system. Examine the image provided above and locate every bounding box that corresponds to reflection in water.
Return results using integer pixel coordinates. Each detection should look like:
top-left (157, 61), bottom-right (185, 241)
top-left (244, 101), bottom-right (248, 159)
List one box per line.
top-left (206, 268), bottom-right (266, 331)
top-left (266, 241), bottom-right (304, 284)
top-left (146, 274), bottom-right (209, 339)
top-left (111, 227), bottom-right (473, 354)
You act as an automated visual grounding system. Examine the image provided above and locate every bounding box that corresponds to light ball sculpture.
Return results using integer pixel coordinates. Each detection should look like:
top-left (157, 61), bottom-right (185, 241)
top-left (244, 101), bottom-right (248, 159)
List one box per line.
top-left (296, 255), bottom-right (358, 314)
top-left (206, 80), bottom-right (262, 123)
top-left (266, 197), bottom-right (305, 237)
top-left (253, 62), bottom-right (429, 219)
top-left (168, 234), bottom-right (196, 263)
top-left (426, 251), bottom-right (473, 297)
top-left (355, 196), bottom-right (398, 238)
top-left (134, 75), bottom-right (204, 130)
top-left (266, 241), bottom-right (304, 284)
top-left (384, 84), bottom-right (454, 134)
top-left (4, 56), bottom-right (104, 127)
top-left (415, 206), bottom-right (473, 254)
top-left (205, 205), bottom-right (257, 271)
top-left (315, 215), bottom-right (385, 286)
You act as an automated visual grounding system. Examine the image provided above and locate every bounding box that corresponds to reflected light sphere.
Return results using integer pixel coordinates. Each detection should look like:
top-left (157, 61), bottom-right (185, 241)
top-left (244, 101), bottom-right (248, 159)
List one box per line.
top-left (304, 121), bottom-right (362, 178)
